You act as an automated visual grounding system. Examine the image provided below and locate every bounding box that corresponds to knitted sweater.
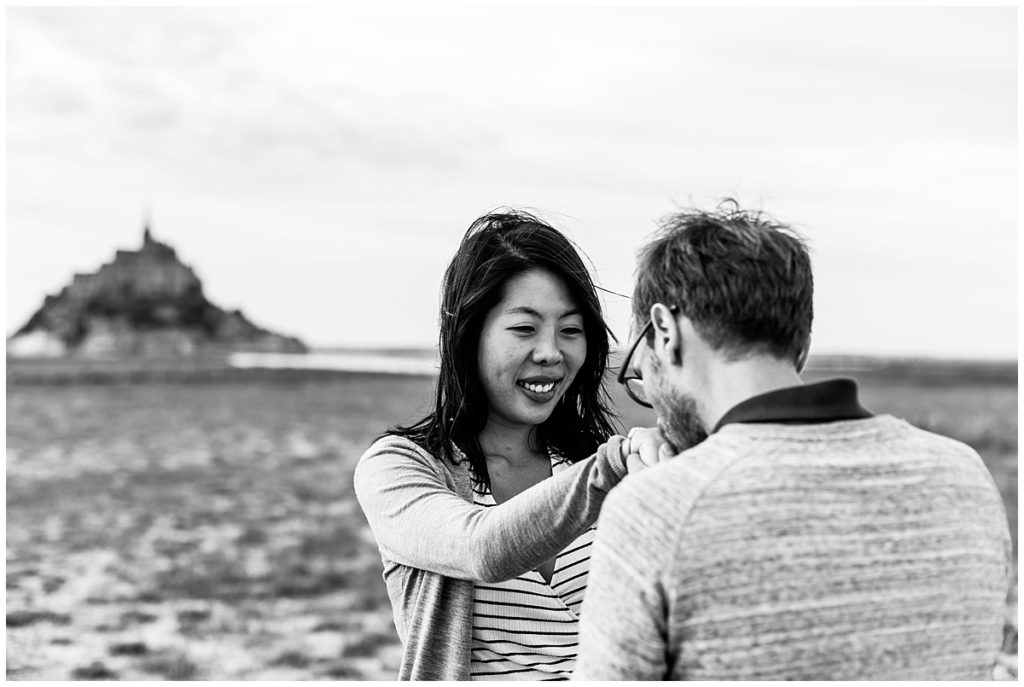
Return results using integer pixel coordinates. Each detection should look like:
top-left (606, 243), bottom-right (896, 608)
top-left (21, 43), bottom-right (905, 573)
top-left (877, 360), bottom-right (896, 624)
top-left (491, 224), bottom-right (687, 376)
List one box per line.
top-left (353, 434), bottom-right (628, 680)
top-left (574, 415), bottom-right (1011, 680)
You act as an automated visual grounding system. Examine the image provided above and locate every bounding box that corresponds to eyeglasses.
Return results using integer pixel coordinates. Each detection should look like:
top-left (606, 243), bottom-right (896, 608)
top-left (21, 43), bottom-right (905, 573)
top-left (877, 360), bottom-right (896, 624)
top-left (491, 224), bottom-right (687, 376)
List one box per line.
top-left (616, 305), bottom-right (678, 409)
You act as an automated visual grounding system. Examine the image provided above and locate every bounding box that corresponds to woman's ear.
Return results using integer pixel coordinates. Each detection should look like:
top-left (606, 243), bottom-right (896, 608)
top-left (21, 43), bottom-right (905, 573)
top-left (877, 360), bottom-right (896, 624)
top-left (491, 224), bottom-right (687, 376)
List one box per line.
top-left (650, 303), bottom-right (682, 366)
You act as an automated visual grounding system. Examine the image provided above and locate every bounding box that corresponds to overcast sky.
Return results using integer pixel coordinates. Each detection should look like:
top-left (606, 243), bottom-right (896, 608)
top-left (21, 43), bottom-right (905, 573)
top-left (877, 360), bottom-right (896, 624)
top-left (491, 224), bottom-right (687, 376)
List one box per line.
top-left (5, 6), bottom-right (1017, 359)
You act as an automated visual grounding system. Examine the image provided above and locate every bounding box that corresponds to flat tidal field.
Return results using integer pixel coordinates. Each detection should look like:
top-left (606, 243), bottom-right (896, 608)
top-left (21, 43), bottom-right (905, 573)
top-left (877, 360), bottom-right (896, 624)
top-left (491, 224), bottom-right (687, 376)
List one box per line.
top-left (6, 360), bottom-right (1018, 680)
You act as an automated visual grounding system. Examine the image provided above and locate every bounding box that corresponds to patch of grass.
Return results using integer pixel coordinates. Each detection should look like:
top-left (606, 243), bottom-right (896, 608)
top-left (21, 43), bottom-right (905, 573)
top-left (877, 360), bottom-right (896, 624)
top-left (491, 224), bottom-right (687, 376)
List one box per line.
top-left (236, 526), bottom-right (268, 546)
top-left (323, 662), bottom-right (364, 679)
top-left (70, 661), bottom-right (118, 680)
top-left (42, 576), bottom-right (66, 594)
top-left (119, 609), bottom-right (158, 626)
top-left (341, 632), bottom-right (395, 659)
top-left (271, 650), bottom-right (312, 669)
top-left (7, 610), bottom-right (71, 627)
top-left (157, 555), bottom-right (259, 601)
top-left (134, 590), bottom-right (163, 603)
top-left (139, 652), bottom-right (200, 680)
top-left (177, 608), bottom-right (211, 627)
top-left (271, 567), bottom-right (352, 599)
top-left (109, 641), bottom-right (150, 656)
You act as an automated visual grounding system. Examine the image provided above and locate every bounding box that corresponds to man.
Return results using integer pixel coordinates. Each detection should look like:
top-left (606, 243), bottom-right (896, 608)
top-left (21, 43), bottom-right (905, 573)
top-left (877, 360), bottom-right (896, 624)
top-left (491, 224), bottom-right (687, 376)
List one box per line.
top-left (574, 202), bottom-right (1011, 680)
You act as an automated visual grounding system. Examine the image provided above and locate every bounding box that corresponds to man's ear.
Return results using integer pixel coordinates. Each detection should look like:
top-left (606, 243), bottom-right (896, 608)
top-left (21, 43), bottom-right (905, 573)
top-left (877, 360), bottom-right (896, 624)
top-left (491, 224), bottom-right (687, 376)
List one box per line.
top-left (796, 342), bottom-right (810, 373)
top-left (650, 303), bottom-right (682, 366)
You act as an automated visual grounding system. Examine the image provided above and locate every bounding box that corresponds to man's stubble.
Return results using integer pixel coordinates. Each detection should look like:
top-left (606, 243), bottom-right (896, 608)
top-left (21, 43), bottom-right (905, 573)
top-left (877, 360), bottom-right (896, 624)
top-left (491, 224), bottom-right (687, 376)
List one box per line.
top-left (648, 350), bottom-right (709, 454)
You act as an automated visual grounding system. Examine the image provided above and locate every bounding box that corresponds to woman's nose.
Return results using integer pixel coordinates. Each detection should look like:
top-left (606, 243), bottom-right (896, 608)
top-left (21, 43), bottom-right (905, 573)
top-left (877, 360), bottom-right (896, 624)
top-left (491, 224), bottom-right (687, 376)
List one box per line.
top-left (532, 334), bottom-right (564, 365)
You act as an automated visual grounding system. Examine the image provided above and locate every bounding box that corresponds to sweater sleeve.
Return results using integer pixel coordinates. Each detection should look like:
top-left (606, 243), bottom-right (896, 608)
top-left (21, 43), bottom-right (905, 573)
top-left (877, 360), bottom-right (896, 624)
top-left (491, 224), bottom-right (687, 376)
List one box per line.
top-left (572, 480), bottom-right (672, 680)
top-left (353, 435), bottom-right (629, 583)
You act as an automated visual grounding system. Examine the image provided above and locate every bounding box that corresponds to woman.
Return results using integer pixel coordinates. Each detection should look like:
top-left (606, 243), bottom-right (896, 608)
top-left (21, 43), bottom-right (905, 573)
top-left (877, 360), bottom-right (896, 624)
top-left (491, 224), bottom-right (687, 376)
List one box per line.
top-left (354, 210), bottom-right (663, 680)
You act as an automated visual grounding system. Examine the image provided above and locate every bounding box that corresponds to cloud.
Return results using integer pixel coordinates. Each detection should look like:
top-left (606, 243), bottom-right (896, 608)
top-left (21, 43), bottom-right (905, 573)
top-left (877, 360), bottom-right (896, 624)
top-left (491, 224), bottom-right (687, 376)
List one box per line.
top-left (7, 7), bottom-right (499, 194)
top-left (5, 6), bottom-right (1017, 356)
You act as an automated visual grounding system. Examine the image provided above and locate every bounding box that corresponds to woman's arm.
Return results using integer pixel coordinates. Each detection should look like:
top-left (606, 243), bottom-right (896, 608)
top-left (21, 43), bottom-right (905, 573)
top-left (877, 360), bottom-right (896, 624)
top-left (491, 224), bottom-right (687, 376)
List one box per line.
top-left (353, 435), bottom-right (628, 583)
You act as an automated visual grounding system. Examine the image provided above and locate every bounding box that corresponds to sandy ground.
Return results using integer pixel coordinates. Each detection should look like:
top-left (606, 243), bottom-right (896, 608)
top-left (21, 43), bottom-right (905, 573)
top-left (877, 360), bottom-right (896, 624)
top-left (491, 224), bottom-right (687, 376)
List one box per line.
top-left (6, 366), bottom-right (1018, 679)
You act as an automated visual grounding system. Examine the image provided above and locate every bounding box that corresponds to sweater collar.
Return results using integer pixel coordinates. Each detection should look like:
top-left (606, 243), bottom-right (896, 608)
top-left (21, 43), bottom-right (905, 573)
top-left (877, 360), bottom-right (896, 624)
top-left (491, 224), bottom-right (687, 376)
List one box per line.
top-left (712, 378), bottom-right (873, 434)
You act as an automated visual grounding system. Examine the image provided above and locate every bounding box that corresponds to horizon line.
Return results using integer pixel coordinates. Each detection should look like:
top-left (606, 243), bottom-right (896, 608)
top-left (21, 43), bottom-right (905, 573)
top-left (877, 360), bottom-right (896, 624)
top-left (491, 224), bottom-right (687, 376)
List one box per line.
top-left (303, 344), bottom-right (1018, 365)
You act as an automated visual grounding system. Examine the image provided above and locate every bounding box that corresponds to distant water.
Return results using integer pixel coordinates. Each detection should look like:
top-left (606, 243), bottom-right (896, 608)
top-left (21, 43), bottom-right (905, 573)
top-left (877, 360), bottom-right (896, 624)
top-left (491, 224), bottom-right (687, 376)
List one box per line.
top-left (227, 349), bottom-right (880, 376)
top-left (227, 349), bottom-right (1015, 382)
top-left (228, 350), bottom-right (439, 375)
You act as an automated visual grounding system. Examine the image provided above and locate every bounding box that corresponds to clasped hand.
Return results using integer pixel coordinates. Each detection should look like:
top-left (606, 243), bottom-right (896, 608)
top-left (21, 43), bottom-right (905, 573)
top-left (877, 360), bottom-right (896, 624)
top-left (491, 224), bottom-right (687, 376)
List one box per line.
top-left (601, 426), bottom-right (673, 474)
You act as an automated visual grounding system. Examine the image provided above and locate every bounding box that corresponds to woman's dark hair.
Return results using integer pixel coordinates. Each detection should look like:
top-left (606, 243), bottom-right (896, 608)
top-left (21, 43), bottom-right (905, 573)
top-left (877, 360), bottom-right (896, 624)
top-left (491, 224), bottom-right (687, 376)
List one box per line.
top-left (386, 209), bottom-right (619, 489)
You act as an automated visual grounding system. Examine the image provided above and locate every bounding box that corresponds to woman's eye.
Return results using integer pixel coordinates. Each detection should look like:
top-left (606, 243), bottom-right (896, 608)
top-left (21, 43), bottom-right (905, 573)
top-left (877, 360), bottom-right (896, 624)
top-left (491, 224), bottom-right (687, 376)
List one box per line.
top-left (561, 327), bottom-right (584, 336)
top-left (509, 326), bottom-right (535, 334)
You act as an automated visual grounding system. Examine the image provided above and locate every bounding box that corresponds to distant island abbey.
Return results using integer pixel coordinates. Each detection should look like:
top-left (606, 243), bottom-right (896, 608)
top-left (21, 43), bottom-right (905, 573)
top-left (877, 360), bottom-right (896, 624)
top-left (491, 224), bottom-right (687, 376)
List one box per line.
top-left (7, 223), bottom-right (307, 357)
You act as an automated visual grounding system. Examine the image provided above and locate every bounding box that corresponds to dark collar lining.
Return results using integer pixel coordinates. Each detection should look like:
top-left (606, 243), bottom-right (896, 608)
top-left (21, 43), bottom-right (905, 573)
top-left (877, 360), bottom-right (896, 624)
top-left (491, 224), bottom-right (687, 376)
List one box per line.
top-left (712, 378), bottom-right (873, 434)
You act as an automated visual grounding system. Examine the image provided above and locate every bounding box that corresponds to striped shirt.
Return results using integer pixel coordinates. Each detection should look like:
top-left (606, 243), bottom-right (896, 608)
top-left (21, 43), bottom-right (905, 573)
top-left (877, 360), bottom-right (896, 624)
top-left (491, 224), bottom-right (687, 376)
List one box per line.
top-left (470, 456), bottom-right (596, 681)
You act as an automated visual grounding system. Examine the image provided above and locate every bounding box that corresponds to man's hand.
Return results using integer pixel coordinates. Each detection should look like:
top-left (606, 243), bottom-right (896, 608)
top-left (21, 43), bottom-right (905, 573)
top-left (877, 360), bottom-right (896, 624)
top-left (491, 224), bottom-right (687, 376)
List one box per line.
top-left (621, 426), bottom-right (673, 474)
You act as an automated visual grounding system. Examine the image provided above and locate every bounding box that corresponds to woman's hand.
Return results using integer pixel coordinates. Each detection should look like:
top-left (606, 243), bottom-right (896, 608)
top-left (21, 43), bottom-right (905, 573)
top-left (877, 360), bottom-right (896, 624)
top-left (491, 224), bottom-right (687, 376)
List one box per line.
top-left (621, 426), bottom-right (673, 474)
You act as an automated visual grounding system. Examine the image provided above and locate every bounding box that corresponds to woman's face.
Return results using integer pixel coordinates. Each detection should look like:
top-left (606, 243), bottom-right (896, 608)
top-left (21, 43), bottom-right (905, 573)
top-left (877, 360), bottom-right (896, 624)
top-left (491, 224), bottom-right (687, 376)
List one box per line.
top-left (477, 268), bottom-right (588, 430)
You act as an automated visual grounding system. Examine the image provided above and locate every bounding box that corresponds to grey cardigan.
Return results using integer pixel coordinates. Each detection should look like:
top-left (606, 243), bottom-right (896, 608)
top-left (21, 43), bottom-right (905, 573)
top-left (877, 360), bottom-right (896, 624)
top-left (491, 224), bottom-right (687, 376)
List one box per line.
top-left (353, 434), bottom-right (628, 680)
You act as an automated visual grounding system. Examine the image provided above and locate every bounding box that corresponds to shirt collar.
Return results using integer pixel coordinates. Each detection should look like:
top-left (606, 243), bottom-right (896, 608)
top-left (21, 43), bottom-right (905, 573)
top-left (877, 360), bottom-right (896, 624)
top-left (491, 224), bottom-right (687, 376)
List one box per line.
top-left (712, 378), bottom-right (873, 434)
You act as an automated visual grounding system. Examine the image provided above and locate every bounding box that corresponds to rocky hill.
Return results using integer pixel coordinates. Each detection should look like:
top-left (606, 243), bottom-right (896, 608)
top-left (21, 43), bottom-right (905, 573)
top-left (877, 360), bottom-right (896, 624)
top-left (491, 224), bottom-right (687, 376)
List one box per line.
top-left (7, 225), bottom-right (307, 357)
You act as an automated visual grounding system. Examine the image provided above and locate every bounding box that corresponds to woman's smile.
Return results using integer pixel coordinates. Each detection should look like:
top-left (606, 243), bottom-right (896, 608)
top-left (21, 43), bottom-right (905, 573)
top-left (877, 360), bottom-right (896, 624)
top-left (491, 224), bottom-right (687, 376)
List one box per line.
top-left (516, 376), bottom-right (563, 401)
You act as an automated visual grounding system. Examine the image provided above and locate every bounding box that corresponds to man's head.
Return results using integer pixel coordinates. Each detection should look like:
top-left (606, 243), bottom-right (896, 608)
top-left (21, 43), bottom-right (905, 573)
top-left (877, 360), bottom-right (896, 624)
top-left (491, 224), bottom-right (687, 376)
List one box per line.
top-left (629, 200), bottom-right (813, 449)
